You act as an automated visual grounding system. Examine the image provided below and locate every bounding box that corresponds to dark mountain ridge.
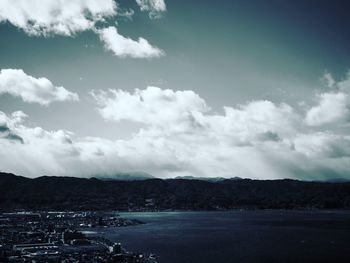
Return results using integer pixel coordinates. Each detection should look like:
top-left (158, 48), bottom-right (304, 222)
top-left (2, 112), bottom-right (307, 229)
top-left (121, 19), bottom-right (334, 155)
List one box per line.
top-left (1, 172), bottom-right (350, 211)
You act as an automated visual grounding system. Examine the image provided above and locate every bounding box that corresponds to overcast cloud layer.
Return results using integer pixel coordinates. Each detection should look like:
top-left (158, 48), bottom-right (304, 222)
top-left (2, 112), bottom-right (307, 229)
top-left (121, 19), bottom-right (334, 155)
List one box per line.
top-left (1, 72), bottom-right (350, 180)
top-left (0, 0), bottom-right (165, 58)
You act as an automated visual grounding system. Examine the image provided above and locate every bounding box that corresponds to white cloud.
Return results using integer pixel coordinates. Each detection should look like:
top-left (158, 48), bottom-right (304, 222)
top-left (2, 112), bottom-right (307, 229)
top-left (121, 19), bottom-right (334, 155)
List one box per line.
top-left (2, 73), bottom-right (350, 180)
top-left (136, 0), bottom-right (166, 19)
top-left (305, 92), bottom-right (349, 126)
top-left (0, 0), bottom-right (116, 36)
top-left (0, 111), bottom-right (26, 144)
top-left (92, 87), bottom-right (299, 142)
top-left (293, 132), bottom-right (350, 158)
top-left (0, 92), bottom-right (350, 179)
top-left (306, 72), bottom-right (350, 126)
top-left (0, 111), bottom-right (27, 126)
top-left (118, 8), bottom-right (135, 21)
top-left (91, 86), bottom-right (207, 127)
top-left (0, 111), bottom-right (80, 175)
top-left (90, 85), bottom-right (350, 179)
top-left (97, 26), bottom-right (164, 58)
top-left (0, 0), bottom-right (165, 59)
top-left (0, 69), bottom-right (79, 105)
top-left (203, 101), bottom-right (299, 145)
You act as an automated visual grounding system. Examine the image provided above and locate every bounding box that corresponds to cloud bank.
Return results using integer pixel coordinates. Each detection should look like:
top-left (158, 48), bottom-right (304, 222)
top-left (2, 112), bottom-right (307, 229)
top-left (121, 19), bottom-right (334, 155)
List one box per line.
top-left (0, 0), bottom-right (165, 58)
top-left (1, 73), bottom-right (350, 180)
top-left (0, 69), bottom-right (79, 105)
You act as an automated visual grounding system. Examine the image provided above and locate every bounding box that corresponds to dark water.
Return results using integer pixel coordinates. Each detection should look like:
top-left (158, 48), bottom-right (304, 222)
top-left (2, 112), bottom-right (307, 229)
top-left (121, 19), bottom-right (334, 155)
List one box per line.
top-left (94, 210), bottom-right (350, 263)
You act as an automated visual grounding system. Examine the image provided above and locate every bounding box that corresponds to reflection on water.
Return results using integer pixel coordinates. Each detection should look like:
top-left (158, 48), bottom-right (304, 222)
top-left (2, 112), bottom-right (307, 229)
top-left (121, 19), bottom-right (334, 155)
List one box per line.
top-left (91, 210), bottom-right (350, 263)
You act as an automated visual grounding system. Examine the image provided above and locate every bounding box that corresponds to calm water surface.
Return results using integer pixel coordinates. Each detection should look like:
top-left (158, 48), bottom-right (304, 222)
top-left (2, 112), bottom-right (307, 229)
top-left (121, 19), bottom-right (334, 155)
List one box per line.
top-left (92, 210), bottom-right (350, 263)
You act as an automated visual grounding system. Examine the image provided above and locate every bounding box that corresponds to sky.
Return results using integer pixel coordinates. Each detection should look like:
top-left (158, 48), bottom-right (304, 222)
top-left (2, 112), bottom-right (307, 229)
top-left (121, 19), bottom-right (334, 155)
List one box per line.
top-left (0, 0), bottom-right (350, 180)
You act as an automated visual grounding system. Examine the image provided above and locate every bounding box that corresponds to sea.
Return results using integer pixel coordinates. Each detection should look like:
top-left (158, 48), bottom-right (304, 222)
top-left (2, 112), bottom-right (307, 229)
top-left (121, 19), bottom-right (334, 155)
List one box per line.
top-left (89, 210), bottom-right (350, 263)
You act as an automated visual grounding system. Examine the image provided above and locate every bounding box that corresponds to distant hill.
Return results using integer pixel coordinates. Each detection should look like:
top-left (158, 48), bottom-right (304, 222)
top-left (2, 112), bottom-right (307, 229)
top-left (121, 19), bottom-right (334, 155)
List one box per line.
top-left (174, 176), bottom-right (242, 182)
top-left (97, 172), bottom-right (155, 181)
top-left (0, 172), bottom-right (350, 211)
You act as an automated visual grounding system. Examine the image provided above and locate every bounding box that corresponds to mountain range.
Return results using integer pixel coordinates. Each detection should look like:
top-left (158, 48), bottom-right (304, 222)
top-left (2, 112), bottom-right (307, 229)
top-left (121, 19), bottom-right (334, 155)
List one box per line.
top-left (1, 172), bottom-right (350, 211)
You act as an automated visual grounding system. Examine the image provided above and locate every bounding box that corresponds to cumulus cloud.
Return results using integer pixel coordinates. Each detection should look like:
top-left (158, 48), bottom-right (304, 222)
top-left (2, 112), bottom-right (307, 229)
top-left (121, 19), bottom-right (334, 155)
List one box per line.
top-left (87, 81), bottom-right (350, 180)
top-left (0, 0), bottom-right (117, 36)
top-left (91, 86), bottom-right (207, 127)
top-left (305, 92), bottom-right (350, 126)
top-left (293, 132), bottom-right (350, 158)
top-left (97, 26), bottom-right (164, 58)
top-left (0, 111), bottom-right (79, 176)
top-left (203, 101), bottom-right (299, 146)
top-left (306, 72), bottom-right (350, 126)
top-left (0, 69), bottom-right (79, 105)
top-left (0, 111), bottom-right (26, 144)
top-left (2, 72), bottom-right (350, 180)
top-left (136, 0), bottom-right (166, 19)
top-left (0, 0), bottom-right (165, 58)
top-left (0, 124), bottom-right (24, 144)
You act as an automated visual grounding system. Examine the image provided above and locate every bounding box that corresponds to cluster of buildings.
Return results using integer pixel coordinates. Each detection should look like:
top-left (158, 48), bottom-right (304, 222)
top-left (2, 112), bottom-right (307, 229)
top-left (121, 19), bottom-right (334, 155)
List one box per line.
top-left (0, 211), bottom-right (157, 263)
